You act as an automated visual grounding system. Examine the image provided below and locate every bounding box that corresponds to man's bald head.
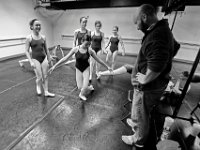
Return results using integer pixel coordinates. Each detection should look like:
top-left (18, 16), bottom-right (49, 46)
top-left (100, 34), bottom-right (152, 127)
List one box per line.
top-left (134, 4), bottom-right (158, 33)
top-left (139, 4), bottom-right (157, 17)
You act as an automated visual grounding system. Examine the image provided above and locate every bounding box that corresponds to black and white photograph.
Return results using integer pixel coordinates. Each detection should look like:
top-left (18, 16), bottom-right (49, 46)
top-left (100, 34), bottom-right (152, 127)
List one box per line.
top-left (0, 0), bottom-right (200, 150)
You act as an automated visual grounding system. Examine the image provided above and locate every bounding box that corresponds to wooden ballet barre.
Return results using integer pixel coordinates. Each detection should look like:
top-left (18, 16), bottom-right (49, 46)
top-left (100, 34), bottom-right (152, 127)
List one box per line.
top-left (0, 43), bottom-right (25, 49)
top-left (180, 41), bottom-right (200, 47)
top-left (61, 34), bottom-right (141, 42)
top-left (0, 37), bottom-right (26, 42)
top-left (61, 34), bottom-right (200, 47)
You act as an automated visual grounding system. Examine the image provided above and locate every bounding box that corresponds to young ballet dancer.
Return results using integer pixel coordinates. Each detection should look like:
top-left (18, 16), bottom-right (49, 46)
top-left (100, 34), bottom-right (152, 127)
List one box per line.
top-left (89, 20), bottom-right (106, 82)
top-left (19, 45), bottom-right (65, 67)
top-left (73, 16), bottom-right (91, 47)
top-left (105, 26), bottom-right (126, 70)
top-left (25, 18), bottom-right (55, 97)
top-left (18, 45), bottom-right (58, 67)
top-left (68, 16), bottom-right (91, 64)
top-left (49, 34), bottom-right (111, 101)
top-left (20, 17), bottom-right (90, 68)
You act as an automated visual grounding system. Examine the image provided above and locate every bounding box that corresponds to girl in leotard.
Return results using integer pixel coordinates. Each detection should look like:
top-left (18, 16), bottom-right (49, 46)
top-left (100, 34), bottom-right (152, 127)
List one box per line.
top-left (25, 19), bottom-right (55, 97)
top-left (49, 35), bottom-right (111, 101)
top-left (68, 16), bottom-right (91, 65)
top-left (105, 26), bottom-right (125, 70)
top-left (73, 16), bottom-right (91, 47)
top-left (19, 45), bottom-right (59, 67)
top-left (89, 20), bottom-right (106, 82)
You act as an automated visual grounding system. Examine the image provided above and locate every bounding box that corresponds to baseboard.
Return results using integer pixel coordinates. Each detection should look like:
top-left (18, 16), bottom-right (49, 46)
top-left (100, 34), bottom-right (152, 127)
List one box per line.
top-left (0, 53), bottom-right (25, 62)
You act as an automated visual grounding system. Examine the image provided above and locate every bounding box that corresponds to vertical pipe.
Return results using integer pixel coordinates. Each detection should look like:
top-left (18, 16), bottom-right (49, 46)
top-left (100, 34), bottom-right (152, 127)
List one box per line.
top-left (171, 11), bottom-right (178, 31)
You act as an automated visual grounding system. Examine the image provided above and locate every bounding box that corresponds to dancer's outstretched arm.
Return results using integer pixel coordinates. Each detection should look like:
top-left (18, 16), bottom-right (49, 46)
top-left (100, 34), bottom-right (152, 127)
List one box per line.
top-left (25, 36), bottom-right (35, 69)
top-left (73, 30), bottom-right (78, 48)
top-left (89, 49), bottom-right (111, 71)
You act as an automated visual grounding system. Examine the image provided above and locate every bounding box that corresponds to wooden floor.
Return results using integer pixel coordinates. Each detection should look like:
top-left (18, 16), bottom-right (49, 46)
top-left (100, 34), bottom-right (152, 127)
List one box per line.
top-left (0, 52), bottom-right (200, 150)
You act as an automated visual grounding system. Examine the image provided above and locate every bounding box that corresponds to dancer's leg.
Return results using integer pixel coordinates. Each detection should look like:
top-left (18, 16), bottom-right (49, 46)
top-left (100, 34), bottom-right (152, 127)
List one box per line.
top-left (32, 59), bottom-right (42, 95)
top-left (97, 64), bottom-right (133, 79)
top-left (100, 66), bottom-right (127, 76)
top-left (95, 50), bottom-right (101, 74)
top-left (89, 56), bottom-right (95, 81)
top-left (106, 50), bottom-right (112, 67)
top-left (79, 68), bottom-right (90, 100)
top-left (111, 50), bottom-right (118, 70)
top-left (41, 57), bottom-right (55, 97)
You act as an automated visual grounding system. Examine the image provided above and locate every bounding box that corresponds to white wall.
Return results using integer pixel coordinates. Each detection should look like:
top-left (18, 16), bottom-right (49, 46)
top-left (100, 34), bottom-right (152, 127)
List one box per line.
top-left (0, 3), bottom-right (199, 61)
top-left (0, 0), bottom-right (53, 59)
top-left (172, 6), bottom-right (200, 44)
top-left (52, 6), bottom-right (200, 61)
top-left (166, 6), bottom-right (200, 61)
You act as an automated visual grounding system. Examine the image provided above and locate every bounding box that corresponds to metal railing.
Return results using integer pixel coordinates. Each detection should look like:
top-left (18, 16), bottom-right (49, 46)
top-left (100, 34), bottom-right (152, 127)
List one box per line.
top-left (61, 34), bottom-right (200, 47)
top-left (0, 37), bottom-right (26, 42)
top-left (61, 34), bottom-right (142, 43)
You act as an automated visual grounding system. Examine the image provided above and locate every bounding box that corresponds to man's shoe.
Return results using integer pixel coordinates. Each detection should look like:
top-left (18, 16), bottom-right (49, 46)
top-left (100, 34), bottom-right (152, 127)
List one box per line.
top-left (126, 118), bottom-right (136, 132)
top-left (88, 85), bottom-right (94, 91)
top-left (121, 135), bottom-right (144, 148)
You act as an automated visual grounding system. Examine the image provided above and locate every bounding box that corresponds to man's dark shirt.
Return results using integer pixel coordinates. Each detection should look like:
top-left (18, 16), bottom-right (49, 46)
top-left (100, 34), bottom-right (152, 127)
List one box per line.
top-left (134, 19), bottom-right (179, 91)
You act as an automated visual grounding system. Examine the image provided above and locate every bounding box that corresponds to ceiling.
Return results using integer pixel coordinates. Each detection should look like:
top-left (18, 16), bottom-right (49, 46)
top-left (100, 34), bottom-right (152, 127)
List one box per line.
top-left (48, 0), bottom-right (200, 10)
